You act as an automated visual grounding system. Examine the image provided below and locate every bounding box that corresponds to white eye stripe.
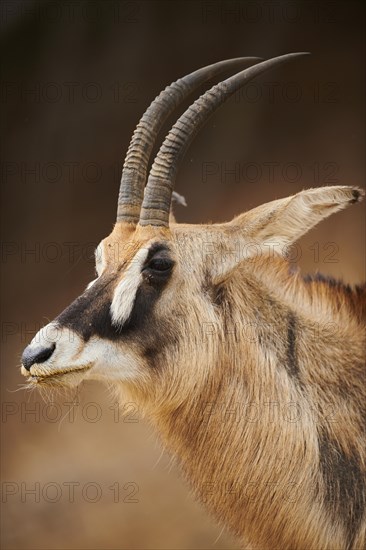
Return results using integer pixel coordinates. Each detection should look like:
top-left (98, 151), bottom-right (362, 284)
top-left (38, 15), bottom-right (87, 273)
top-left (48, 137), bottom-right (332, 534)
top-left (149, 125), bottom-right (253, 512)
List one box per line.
top-left (110, 248), bottom-right (149, 327)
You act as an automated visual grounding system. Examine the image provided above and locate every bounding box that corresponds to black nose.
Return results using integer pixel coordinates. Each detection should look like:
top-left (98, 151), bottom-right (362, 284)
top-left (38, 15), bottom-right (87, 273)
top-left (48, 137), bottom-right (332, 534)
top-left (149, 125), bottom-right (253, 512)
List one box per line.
top-left (21, 343), bottom-right (56, 371)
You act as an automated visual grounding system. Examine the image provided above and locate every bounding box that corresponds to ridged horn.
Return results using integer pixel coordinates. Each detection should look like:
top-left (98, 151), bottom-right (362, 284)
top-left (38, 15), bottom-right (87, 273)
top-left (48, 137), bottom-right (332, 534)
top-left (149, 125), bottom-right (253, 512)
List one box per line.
top-left (139, 52), bottom-right (310, 227)
top-left (116, 57), bottom-right (262, 223)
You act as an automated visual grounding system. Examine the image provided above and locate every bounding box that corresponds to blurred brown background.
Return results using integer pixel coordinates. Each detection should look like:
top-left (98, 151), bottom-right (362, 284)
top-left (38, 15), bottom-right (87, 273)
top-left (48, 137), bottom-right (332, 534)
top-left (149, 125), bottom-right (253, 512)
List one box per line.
top-left (1, 1), bottom-right (365, 549)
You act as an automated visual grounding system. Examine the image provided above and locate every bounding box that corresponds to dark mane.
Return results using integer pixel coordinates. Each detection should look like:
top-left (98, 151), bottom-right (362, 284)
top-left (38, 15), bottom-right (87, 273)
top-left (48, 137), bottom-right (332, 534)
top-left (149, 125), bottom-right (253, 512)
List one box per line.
top-left (303, 273), bottom-right (366, 323)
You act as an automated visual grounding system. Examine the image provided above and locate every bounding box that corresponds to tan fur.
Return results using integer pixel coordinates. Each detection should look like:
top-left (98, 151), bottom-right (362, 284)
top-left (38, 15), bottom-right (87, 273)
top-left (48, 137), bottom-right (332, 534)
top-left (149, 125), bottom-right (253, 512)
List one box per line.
top-left (23, 186), bottom-right (365, 549)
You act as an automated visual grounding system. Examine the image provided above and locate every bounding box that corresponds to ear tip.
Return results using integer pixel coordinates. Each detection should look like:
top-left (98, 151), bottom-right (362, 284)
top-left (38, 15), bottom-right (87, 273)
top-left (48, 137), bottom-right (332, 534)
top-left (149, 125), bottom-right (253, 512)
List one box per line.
top-left (172, 191), bottom-right (187, 207)
top-left (350, 187), bottom-right (365, 203)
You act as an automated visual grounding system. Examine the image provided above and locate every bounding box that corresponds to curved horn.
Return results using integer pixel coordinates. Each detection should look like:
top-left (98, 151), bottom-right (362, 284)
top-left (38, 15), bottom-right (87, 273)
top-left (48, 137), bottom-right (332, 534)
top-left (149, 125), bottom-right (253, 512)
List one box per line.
top-left (139, 52), bottom-right (310, 227)
top-left (117, 57), bottom-right (262, 223)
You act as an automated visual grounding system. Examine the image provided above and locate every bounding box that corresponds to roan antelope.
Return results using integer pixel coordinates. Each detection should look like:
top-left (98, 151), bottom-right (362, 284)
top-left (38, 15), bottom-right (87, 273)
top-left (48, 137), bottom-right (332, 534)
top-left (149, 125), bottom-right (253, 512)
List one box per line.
top-left (21, 54), bottom-right (365, 550)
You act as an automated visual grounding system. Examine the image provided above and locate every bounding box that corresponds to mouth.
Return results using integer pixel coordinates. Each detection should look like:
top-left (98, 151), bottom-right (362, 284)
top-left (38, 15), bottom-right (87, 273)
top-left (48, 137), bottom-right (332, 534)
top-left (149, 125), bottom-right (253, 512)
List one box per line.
top-left (21, 364), bottom-right (92, 385)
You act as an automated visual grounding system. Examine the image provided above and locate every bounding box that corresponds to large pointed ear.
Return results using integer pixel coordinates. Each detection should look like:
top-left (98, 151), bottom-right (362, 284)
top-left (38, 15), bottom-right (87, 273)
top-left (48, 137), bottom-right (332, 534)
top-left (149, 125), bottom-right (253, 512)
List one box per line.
top-left (226, 186), bottom-right (364, 250)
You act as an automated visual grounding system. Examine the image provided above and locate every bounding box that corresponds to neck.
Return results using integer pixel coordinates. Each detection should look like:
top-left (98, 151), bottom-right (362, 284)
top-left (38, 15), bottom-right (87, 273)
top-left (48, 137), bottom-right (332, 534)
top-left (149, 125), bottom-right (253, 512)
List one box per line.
top-left (149, 356), bottom-right (331, 548)
top-left (133, 259), bottom-right (366, 549)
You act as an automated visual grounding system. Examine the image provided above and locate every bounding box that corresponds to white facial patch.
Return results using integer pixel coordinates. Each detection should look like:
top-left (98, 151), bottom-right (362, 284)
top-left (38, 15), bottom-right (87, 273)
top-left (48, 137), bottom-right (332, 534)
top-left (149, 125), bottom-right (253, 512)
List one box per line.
top-left (21, 322), bottom-right (143, 386)
top-left (85, 241), bottom-right (106, 291)
top-left (95, 241), bottom-right (106, 276)
top-left (86, 278), bottom-right (97, 290)
top-left (110, 247), bottom-right (149, 327)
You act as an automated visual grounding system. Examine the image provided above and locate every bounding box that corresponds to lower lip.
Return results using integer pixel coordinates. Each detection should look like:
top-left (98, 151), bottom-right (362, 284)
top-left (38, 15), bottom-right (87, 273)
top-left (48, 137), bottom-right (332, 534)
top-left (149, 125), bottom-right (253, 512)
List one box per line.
top-left (24, 365), bottom-right (92, 382)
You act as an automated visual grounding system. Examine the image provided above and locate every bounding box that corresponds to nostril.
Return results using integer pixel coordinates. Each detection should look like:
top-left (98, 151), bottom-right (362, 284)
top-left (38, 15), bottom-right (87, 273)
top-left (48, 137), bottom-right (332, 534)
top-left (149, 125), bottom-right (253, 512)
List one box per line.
top-left (21, 343), bottom-right (56, 371)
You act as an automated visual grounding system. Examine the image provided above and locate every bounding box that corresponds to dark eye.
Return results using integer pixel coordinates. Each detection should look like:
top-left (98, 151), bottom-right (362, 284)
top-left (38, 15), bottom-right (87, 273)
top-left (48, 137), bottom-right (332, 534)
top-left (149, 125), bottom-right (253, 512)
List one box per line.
top-left (148, 258), bottom-right (174, 272)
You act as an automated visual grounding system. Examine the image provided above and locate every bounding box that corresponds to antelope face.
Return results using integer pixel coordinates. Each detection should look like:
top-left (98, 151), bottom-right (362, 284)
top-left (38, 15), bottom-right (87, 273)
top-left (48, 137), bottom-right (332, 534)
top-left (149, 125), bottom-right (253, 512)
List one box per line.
top-left (20, 223), bottom-right (220, 398)
top-left (20, 54), bottom-right (363, 402)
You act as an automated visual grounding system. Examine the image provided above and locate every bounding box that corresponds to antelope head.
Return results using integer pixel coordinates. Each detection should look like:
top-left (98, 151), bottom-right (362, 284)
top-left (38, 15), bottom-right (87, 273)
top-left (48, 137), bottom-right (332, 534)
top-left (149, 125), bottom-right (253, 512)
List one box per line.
top-left (21, 54), bottom-right (363, 413)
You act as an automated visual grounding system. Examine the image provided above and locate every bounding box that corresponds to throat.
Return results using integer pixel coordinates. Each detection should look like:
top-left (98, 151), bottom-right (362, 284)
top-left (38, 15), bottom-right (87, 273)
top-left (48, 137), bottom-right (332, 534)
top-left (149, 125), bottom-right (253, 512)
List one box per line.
top-left (147, 365), bottom-right (319, 548)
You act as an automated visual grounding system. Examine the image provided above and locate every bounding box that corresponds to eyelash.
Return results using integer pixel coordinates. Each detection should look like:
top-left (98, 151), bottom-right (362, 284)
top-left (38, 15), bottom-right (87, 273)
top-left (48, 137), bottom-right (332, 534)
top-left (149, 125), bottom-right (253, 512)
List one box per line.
top-left (148, 258), bottom-right (173, 272)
